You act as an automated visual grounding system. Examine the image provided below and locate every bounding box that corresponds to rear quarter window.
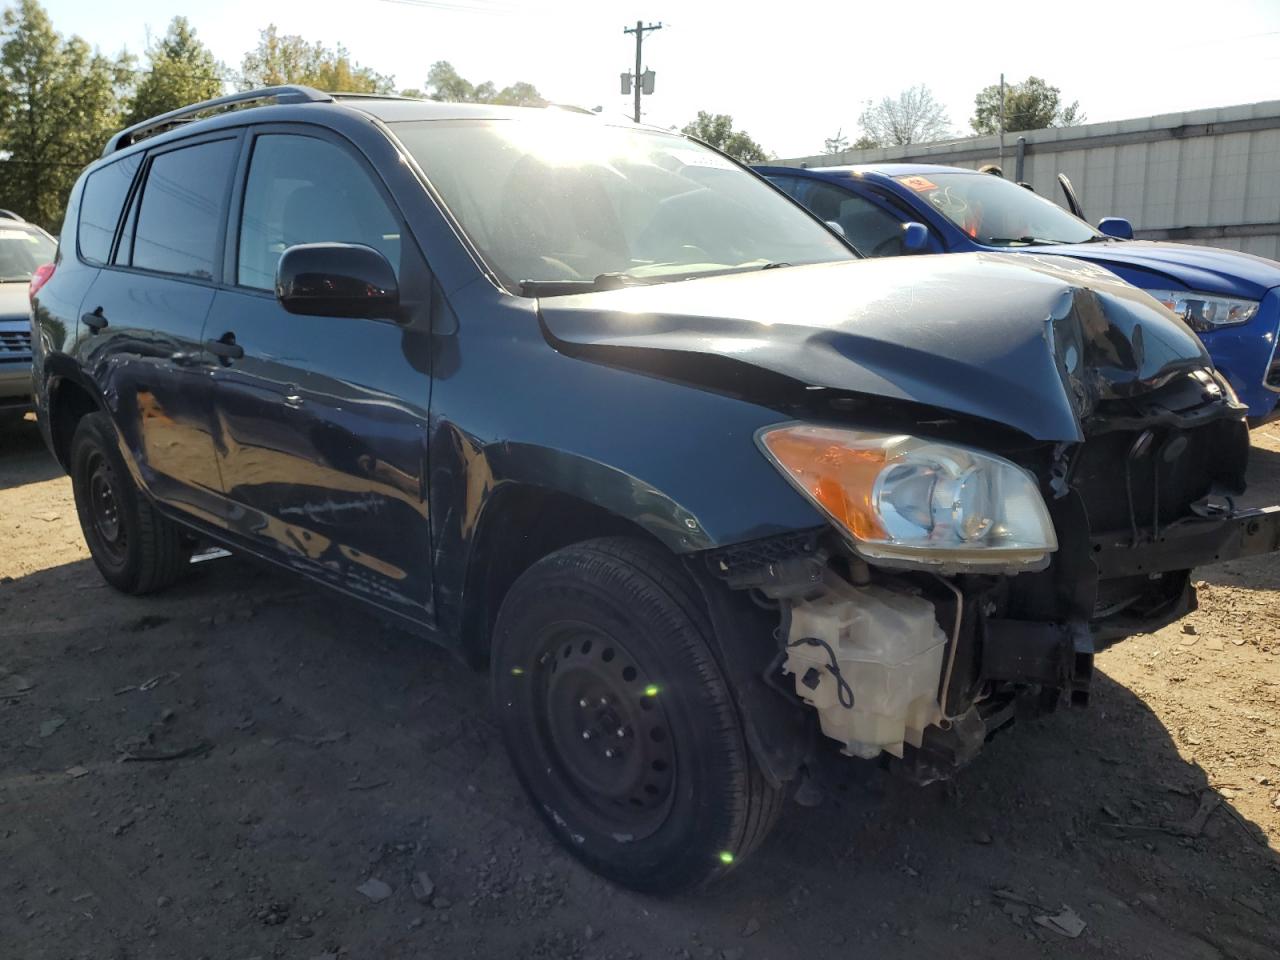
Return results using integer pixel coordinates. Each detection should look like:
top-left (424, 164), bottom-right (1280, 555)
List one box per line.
top-left (77, 154), bottom-right (142, 264)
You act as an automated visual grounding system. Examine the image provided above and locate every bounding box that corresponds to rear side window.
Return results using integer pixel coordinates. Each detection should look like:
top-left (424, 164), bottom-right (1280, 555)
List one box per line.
top-left (77, 154), bottom-right (141, 264)
top-left (237, 134), bottom-right (402, 291)
top-left (131, 138), bottom-right (237, 280)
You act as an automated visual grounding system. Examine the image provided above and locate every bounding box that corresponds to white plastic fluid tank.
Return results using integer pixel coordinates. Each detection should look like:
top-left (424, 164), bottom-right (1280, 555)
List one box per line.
top-left (785, 579), bottom-right (946, 759)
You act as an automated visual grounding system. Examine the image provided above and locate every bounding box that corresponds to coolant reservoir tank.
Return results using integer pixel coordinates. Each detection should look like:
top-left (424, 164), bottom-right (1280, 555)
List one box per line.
top-left (785, 579), bottom-right (946, 759)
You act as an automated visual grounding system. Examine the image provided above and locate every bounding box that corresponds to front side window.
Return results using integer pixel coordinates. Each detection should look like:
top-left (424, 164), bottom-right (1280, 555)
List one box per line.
top-left (391, 118), bottom-right (853, 293)
top-left (0, 226), bottom-right (56, 282)
top-left (131, 138), bottom-right (237, 280)
top-left (237, 134), bottom-right (402, 291)
top-left (896, 171), bottom-right (1097, 246)
top-left (77, 154), bottom-right (141, 264)
top-left (796, 181), bottom-right (911, 257)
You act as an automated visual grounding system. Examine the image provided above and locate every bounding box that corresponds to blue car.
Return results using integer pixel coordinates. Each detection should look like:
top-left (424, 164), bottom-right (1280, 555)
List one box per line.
top-left (756, 163), bottom-right (1280, 422)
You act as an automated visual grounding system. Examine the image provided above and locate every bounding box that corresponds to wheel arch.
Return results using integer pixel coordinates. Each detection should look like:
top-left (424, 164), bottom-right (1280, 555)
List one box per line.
top-left (456, 479), bottom-right (664, 668)
top-left (45, 370), bottom-right (103, 469)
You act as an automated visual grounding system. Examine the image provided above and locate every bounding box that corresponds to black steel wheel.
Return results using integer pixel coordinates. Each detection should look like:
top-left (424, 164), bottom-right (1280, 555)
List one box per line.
top-left (492, 537), bottom-right (783, 892)
top-left (70, 412), bottom-right (188, 594)
top-left (535, 624), bottom-right (676, 839)
top-left (84, 449), bottom-right (128, 567)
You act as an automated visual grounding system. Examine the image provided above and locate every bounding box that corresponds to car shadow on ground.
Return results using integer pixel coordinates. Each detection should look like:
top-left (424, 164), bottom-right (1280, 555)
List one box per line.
top-left (0, 415), bottom-right (62, 489)
top-left (2, 554), bottom-right (1275, 959)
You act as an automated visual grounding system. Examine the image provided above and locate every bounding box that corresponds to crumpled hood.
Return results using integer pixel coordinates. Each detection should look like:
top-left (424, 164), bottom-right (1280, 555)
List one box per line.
top-left (1034, 240), bottom-right (1280, 300)
top-left (538, 252), bottom-right (1214, 443)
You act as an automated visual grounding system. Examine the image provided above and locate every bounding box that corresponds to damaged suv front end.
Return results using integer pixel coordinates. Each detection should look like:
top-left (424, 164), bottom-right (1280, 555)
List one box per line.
top-left (540, 250), bottom-right (1280, 784)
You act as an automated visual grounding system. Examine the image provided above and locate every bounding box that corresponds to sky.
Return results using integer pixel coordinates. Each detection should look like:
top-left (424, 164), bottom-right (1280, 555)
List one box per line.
top-left (35, 0), bottom-right (1280, 158)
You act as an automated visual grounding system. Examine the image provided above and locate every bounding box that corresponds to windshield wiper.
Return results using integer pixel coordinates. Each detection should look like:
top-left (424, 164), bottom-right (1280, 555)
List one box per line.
top-left (1081, 235), bottom-right (1122, 243)
top-left (760, 261), bottom-right (792, 270)
top-left (985, 236), bottom-right (1068, 247)
top-left (519, 272), bottom-right (654, 297)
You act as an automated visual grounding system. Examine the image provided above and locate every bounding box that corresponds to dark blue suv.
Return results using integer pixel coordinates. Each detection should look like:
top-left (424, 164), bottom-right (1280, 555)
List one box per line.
top-left (30, 88), bottom-right (1280, 891)
top-left (757, 163), bottom-right (1280, 422)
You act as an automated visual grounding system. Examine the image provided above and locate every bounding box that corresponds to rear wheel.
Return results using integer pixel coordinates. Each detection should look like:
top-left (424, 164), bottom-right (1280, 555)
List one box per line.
top-left (70, 412), bottom-right (188, 594)
top-left (491, 537), bottom-right (783, 892)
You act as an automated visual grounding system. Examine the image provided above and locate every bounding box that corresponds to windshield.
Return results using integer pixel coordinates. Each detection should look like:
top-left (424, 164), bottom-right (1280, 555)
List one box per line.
top-left (391, 118), bottom-right (854, 293)
top-left (0, 226), bottom-right (56, 282)
top-left (896, 172), bottom-right (1099, 246)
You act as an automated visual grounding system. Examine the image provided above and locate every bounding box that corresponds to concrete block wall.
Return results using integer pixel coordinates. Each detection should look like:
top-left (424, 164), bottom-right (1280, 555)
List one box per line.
top-left (776, 101), bottom-right (1280, 261)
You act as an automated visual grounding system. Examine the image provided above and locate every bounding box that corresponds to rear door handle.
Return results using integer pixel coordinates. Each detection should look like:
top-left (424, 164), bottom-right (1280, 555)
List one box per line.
top-left (81, 308), bottom-right (107, 333)
top-left (205, 333), bottom-right (244, 362)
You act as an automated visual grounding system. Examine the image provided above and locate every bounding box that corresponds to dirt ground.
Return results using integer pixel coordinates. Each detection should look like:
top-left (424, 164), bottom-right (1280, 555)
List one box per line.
top-left (1, 413), bottom-right (1277, 960)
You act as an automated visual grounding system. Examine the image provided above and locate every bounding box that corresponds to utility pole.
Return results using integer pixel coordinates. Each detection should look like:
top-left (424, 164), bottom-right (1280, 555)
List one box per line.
top-left (622, 20), bottom-right (661, 123)
top-left (998, 72), bottom-right (1006, 170)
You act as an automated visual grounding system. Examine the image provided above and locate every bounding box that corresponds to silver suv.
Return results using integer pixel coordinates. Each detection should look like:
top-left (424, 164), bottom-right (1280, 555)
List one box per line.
top-left (0, 212), bottom-right (56, 421)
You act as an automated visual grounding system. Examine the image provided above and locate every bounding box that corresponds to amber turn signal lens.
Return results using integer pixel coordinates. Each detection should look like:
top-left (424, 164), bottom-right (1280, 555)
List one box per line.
top-left (759, 426), bottom-right (890, 540)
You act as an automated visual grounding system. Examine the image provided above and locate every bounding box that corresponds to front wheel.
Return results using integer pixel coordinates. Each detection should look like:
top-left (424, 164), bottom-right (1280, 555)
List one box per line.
top-left (491, 537), bottom-right (783, 892)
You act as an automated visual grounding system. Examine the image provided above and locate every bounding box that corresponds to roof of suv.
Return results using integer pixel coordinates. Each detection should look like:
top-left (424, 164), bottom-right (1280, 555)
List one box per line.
top-left (101, 85), bottom-right (612, 159)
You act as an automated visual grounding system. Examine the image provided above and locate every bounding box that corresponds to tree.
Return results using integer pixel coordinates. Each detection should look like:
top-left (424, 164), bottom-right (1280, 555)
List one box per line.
top-left (240, 25), bottom-right (393, 93)
top-left (857, 85), bottom-right (951, 146)
top-left (823, 128), bottom-right (848, 155)
top-left (422, 60), bottom-right (545, 106)
top-left (680, 111), bottom-right (768, 163)
top-left (0, 0), bottom-right (132, 229)
top-left (125, 17), bottom-right (223, 126)
top-left (971, 76), bottom-right (1083, 135)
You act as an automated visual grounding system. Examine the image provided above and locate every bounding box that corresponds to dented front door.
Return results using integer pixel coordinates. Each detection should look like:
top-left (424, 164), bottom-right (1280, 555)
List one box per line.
top-left (206, 126), bottom-right (433, 620)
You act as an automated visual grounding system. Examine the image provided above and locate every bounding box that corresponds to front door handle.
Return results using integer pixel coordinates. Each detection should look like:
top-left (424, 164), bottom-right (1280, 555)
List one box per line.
top-left (205, 332), bottom-right (244, 362)
top-left (81, 308), bottom-right (108, 333)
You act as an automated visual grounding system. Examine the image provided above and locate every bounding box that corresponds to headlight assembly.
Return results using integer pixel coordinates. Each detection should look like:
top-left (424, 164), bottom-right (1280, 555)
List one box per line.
top-left (758, 424), bottom-right (1057, 571)
top-left (1147, 289), bottom-right (1259, 332)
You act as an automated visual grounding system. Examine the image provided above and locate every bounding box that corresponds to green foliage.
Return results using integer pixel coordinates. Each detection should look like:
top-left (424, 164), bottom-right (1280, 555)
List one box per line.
top-left (971, 76), bottom-right (1083, 135)
top-left (240, 24), bottom-right (393, 94)
top-left (423, 60), bottom-right (545, 106)
top-left (125, 17), bottom-right (224, 126)
top-left (680, 111), bottom-right (768, 163)
top-left (0, 0), bottom-right (131, 229)
top-left (857, 85), bottom-right (950, 147)
top-left (0, 4), bottom-right (564, 230)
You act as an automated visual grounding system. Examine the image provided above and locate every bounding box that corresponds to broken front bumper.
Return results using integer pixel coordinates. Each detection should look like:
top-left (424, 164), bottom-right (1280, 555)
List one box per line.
top-left (1090, 505), bottom-right (1280, 578)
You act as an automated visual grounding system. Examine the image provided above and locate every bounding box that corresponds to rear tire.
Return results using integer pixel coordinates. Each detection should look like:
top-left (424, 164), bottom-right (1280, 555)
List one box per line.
top-left (70, 412), bottom-right (188, 594)
top-left (491, 537), bottom-right (783, 892)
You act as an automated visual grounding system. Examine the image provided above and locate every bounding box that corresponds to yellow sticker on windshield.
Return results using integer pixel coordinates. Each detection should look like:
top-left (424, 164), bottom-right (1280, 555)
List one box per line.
top-left (897, 175), bottom-right (938, 193)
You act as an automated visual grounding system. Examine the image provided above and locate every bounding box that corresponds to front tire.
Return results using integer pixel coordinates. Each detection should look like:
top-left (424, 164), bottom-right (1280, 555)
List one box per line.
top-left (70, 412), bottom-right (188, 594)
top-left (491, 537), bottom-right (783, 892)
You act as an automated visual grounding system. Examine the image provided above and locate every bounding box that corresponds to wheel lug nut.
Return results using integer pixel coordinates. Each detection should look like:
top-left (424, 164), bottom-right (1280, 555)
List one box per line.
top-left (599, 696), bottom-right (609, 706)
top-left (582, 730), bottom-right (592, 740)
top-left (578, 698), bottom-right (588, 708)
top-left (615, 727), bottom-right (625, 738)
top-left (604, 748), bottom-right (615, 758)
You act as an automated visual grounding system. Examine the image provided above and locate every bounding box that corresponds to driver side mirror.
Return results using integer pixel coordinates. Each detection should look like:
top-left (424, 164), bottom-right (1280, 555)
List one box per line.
top-left (1097, 217), bottom-right (1134, 240)
top-left (276, 242), bottom-right (400, 319)
top-left (901, 221), bottom-right (929, 254)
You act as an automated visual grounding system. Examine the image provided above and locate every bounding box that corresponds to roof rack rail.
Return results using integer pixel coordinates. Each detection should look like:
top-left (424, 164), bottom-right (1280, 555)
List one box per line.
top-left (102, 85), bottom-right (332, 156)
top-left (0, 209), bottom-right (25, 222)
top-left (328, 91), bottom-right (424, 102)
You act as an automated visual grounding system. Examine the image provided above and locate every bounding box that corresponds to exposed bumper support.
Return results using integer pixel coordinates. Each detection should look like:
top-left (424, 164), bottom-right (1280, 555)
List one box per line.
top-left (1090, 506), bottom-right (1280, 579)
